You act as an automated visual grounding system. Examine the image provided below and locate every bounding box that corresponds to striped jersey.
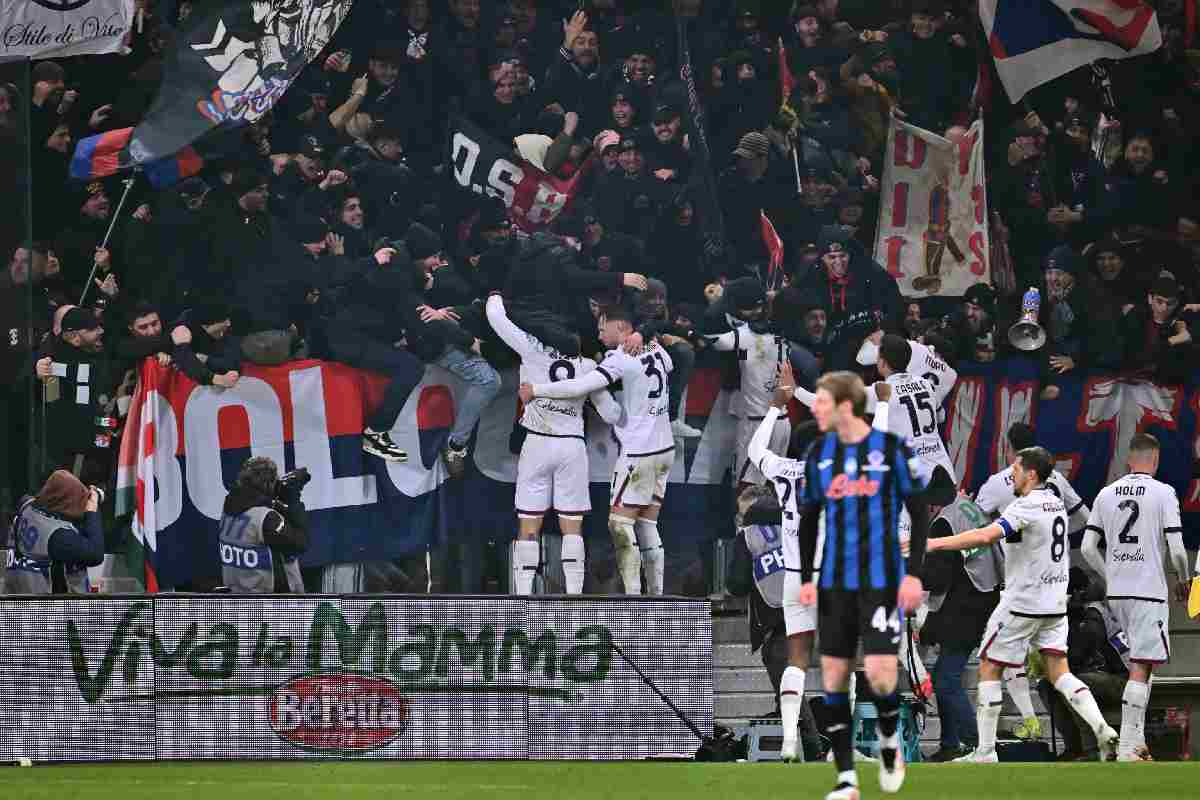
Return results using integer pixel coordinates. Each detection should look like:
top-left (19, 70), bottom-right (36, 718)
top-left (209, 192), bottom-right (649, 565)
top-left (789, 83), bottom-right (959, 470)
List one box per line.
top-left (803, 429), bottom-right (923, 590)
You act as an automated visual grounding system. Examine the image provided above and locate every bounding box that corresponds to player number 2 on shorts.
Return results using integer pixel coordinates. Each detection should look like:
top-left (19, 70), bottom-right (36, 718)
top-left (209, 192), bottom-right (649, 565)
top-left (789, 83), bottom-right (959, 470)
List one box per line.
top-left (871, 605), bottom-right (900, 633)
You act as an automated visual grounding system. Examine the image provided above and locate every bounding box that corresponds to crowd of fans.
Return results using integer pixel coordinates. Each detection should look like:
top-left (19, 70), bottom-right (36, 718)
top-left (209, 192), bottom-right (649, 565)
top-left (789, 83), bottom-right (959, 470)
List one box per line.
top-left (2, 0), bottom-right (1199, 589)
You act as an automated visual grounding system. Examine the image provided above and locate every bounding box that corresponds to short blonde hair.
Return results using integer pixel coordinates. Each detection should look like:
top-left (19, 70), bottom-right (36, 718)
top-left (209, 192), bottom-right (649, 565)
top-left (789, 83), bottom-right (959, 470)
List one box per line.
top-left (816, 370), bottom-right (867, 418)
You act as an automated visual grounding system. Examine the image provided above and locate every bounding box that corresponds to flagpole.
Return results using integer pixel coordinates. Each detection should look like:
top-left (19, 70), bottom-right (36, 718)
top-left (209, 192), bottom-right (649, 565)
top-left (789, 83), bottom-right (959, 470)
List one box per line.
top-left (79, 170), bottom-right (139, 307)
top-left (791, 140), bottom-right (802, 195)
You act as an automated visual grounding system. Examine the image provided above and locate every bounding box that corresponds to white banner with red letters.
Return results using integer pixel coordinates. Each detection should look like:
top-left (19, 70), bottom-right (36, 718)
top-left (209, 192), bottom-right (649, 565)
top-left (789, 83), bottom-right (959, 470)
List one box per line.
top-left (874, 117), bottom-right (990, 298)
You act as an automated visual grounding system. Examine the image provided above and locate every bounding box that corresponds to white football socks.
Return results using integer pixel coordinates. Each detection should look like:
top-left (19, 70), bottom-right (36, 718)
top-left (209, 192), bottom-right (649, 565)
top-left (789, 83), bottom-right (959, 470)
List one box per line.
top-left (780, 666), bottom-right (806, 747)
top-left (1119, 680), bottom-right (1150, 758)
top-left (1004, 667), bottom-right (1037, 723)
top-left (635, 519), bottom-right (664, 595)
top-left (510, 539), bottom-right (540, 595)
top-left (561, 534), bottom-right (586, 595)
top-left (976, 680), bottom-right (1003, 755)
top-left (609, 515), bottom-right (642, 594)
top-left (1054, 673), bottom-right (1108, 735)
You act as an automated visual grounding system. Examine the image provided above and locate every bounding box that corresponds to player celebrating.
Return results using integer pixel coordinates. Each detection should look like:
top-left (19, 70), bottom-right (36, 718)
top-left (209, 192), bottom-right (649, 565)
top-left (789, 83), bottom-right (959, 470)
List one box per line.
top-left (520, 307), bottom-right (673, 595)
top-left (1081, 433), bottom-right (1190, 761)
top-left (749, 363), bottom-right (891, 764)
top-left (928, 447), bottom-right (1119, 763)
top-left (705, 303), bottom-right (792, 491)
top-left (796, 371), bottom-right (927, 799)
top-left (486, 294), bottom-right (621, 594)
top-left (976, 423), bottom-right (1090, 526)
top-left (974, 421), bottom-right (1091, 741)
top-left (857, 329), bottom-right (958, 413)
top-left (873, 334), bottom-right (957, 506)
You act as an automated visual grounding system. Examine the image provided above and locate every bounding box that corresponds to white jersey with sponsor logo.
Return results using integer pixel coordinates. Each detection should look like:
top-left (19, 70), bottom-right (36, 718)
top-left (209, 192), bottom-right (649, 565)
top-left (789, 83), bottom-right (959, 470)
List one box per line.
top-left (597, 342), bottom-right (674, 455)
top-left (1086, 472), bottom-right (1183, 602)
top-left (976, 466), bottom-right (1084, 519)
top-left (486, 295), bottom-right (599, 437)
top-left (907, 340), bottom-right (957, 410)
top-left (711, 325), bottom-right (789, 418)
top-left (881, 372), bottom-right (957, 482)
top-left (997, 487), bottom-right (1070, 615)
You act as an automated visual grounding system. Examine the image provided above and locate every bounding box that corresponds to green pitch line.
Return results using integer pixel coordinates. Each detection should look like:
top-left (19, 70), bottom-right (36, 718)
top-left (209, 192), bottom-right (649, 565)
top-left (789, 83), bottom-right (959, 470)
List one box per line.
top-left (4, 761), bottom-right (1197, 800)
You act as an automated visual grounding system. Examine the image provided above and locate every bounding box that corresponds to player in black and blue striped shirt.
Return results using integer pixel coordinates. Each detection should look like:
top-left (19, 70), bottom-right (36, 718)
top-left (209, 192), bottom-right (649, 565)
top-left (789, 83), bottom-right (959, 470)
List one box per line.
top-left (794, 371), bottom-right (929, 800)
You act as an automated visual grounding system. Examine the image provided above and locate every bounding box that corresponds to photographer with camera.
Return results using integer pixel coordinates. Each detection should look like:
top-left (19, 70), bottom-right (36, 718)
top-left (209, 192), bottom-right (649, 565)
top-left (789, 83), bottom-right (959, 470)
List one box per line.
top-left (218, 458), bottom-right (310, 594)
top-left (5, 470), bottom-right (105, 594)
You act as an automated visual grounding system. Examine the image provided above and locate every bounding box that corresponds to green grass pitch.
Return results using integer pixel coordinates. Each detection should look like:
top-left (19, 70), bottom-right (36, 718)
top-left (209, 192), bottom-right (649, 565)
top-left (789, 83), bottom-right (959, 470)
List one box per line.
top-left (4, 761), bottom-right (1197, 800)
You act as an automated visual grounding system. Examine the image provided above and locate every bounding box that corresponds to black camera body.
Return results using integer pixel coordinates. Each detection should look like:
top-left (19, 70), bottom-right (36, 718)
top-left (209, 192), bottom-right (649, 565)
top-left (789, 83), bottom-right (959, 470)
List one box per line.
top-left (277, 468), bottom-right (312, 497)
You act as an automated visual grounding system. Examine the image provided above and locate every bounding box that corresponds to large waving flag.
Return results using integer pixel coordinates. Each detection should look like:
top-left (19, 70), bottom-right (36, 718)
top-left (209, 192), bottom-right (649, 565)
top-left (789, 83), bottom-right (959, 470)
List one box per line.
top-left (980, 0), bottom-right (1162, 102)
top-left (91, 0), bottom-right (354, 174)
top-left (115, 358), bottom-right (167, 592)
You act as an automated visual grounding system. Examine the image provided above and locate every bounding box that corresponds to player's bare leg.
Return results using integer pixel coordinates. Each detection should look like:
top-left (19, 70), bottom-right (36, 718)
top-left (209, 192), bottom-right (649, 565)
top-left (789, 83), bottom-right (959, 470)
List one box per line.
top-left (780, 631), bottom-right (814, 762)
top-left (609, 503), bottom-right (643, 595)
top-left (820, 656), bottom-right (859, 800)
top-left (864, 654), bottom-right (906, 793)
top-left (1043, 652), bottom-right (1119, 760)
top-left (559, 515), bottom-right (586, 595)
top-left (1118, 662), bottom-right (1154, 761)
top-left (511, 516), bottom-right (543, 595)
top-left (636, 501), bottom-right (665, 595)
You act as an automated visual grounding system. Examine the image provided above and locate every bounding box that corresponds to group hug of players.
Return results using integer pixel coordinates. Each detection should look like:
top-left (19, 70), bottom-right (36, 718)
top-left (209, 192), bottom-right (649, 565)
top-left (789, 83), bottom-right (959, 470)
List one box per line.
top-left (492, 289), bottom-right (1191, 799)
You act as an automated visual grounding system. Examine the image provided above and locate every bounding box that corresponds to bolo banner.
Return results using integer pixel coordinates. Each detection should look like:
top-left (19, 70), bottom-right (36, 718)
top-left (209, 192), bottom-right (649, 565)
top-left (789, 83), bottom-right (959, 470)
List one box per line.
top-left (0, 596), bottom-right (712, 760)
top-left (874, 117), bottom-right (990, 298)
top-left (114, 358), bottom-right (738, 591)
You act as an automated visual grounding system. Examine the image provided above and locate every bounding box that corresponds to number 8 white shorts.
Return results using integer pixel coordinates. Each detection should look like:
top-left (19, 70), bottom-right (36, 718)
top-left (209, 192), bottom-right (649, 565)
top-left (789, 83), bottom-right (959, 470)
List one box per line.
top-left (516, 434), bottom-right (591, 519)
top-left (782, 526), bottom-right (818, 635)
top-left (979, 600), bottom-right (1069, 668)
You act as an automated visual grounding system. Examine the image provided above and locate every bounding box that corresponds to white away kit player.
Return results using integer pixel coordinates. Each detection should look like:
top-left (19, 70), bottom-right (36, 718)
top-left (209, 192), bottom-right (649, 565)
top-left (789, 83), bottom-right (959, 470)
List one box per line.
top-left (521, 307), bottom-right (673, 595)
top-left (975, 423), bottom-right (1091, 528)
top-left (857, 329), bottom-right (958, 413)
top-left (928, 447), bottom-right (1119, 763)
top-left (747, 362), bottom-right (892, 763)
top-left (870, 335), bottom-right (957, 506)
top-left (1081, 433), bottom-right (1190, 761)
top-left (975, 421), bottom-right (1091, 738)
top-left (705, 317), bottom-right (791, 489)
top-left (486, 294), bottom-right (621, 594)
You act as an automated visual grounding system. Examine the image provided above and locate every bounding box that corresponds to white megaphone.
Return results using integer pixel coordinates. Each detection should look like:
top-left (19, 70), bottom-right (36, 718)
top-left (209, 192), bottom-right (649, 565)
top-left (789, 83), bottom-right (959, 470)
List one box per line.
top-left (1008, 286), bottom-right (1046, 352)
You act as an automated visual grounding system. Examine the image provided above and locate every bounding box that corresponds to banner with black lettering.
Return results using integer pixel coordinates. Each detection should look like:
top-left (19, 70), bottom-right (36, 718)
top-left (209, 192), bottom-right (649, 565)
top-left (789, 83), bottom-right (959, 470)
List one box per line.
top-left (874, 117), bottom-right (990, 298)
top-left (1, 0), bottom-right (135, 58)
top-left (448, 115), bottom-right (587, 232)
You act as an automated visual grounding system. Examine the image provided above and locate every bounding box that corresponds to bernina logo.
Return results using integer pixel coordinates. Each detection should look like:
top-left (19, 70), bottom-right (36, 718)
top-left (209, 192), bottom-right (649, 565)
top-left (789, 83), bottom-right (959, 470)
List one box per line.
top-left (269, 672), bottom-right (409, 753)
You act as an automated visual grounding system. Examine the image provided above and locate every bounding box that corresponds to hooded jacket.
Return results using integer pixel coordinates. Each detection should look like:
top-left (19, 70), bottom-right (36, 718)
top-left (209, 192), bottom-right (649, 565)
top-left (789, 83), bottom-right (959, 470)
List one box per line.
top-left (796, 239), bottom-right (901, 359)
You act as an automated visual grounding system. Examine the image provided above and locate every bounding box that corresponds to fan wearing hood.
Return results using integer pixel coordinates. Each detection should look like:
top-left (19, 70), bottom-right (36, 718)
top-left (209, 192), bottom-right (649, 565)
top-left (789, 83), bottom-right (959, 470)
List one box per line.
top-left (5, 470), bottom-right (104, 595)
top-left (795, 227), bottom-right (901, 370)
